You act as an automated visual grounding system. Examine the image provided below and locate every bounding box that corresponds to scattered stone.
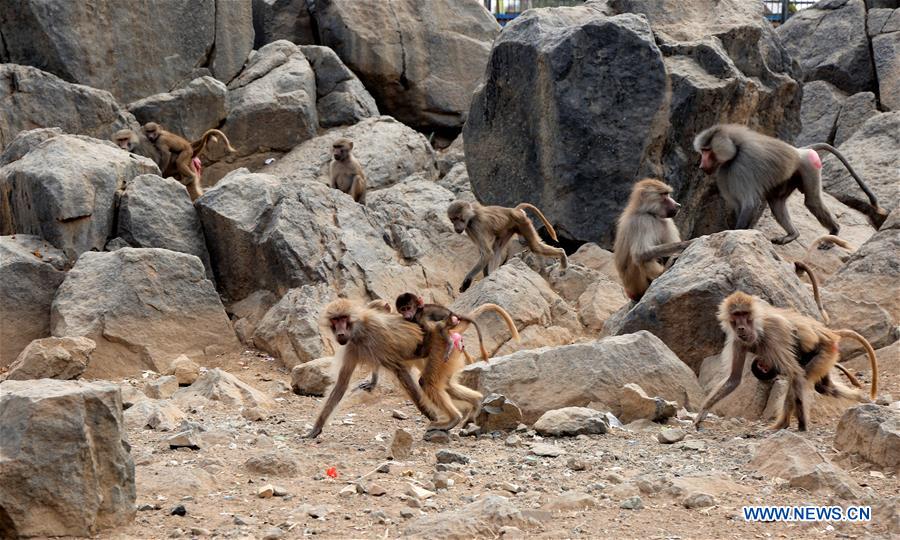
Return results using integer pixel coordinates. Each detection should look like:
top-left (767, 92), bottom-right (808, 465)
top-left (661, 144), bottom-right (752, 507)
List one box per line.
top-left (834, 404), bottom-right (899, 468)
top-left (138, 503), bottom-right (160, 511)
top-left (244, 450), bottom-right (300, 477)
top-left (461, 424), bottom-right (481, 437)
top-left (124, 399), bottom-right (186, 431)
top-left (143, 375), bottom-right (179, 399)
top-left (474, 394), bottom-right (524, 432)
top-left (499, 526), bottom-right (526, 539)
top-left (290, 357), bottom-right (334, 396)
top-left (400, 508), bottom-right (415, 519)
top-left (533, 407), bottom-right (609, 437)
top-left (364, 483), bottom-right (387, 497)
top-left (499, 482), bottom-right (522, 494)
top-left (432, 472), bottom-right (453, 490)
top-left (435, 449), bottom-right (470, 465)
top-left (403, 495), bottom-right (531, 538)
top-left (5, 336), bottom-right (95, 381)
top-left (683, 493), bottom-right (716, 509)
top-left (617, 383), bottom-right (678, 424)
top-left (542, 492), bottom-right (598, 511)
top-left (242, 406), bottom-right (268, 421)
top-left (680, 440), bottom-right (707, 452)
top-left (262, 526), bottom-right (285, 540)
top-left (171, 505), bottom-right (187, 516)
top-left (168, 355), bottom-right (201, 386)
top-left (172, 368), bottom-right (275, 409)
top-left (190, 527), bottom-right (211, 536)
top-left (605, 472), bottom-right (625, 484)
top-left (390, 428), bottom-right (414, 460)
top-left (233, 515), bottom-right (258, 526)
top-left (505, 434), bottom-right (522, 447)
top-left (405, 483), bottom-right (436, 500)
top-left (166, 429), bottom-right (202, 450)
top-left (657, 428), bottom-right (686, 444)
top-left (423, 429), bottom-right (450, 443)
top-left (530, 443), bottom-right (565, 458)
top-left (338, 485), bottom-right (357, 498)
top-left (566, 458), bottom-right (588, 471)
top-left (392, 409), bottom-right (409, 420)
top-left (620, 496), bottom-right (644, 510)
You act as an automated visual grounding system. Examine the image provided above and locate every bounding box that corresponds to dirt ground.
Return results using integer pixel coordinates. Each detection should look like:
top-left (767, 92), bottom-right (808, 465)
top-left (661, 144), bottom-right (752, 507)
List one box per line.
top-left (100, 349), bottom-right (899, 540)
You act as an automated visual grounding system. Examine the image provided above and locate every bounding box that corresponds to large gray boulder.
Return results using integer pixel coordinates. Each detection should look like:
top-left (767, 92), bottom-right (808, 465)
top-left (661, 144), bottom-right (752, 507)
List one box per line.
top-left (224, 40), bottom-right (318, 156)
top-left (459, 332), bottom-right (704, 424)
top-left (0, 236), bottom-right (67, 365)
top-left (465, 0), bottom-right (801, 246)
top-left (262, 116), bottom-right (438, 191)
top-left (0, 0), bottom-right (252, 102)
top-left (0, 379), bottom-right (135, 537)
top-left (116, 175), bottom-right (212, 277)
top-left (835, 404), bottom-right (900, 468)
top-left (0, 64), bottom-right (134, 150)
top-left (796, 80), bottom-right (847, 147)
top-left (252, 284), bottom-right (336, 369)
top-left (252, 0), bottom-right (316, 47)
top-left (299, 45), bottom-right (380, 128)
top-left (834, 92), bottom-right (878, 145)
top-left (603, 231), bottom-right (821, 373)
top-left (776, 0), bottom-right (874, 95)
top-left (50, 248), bottom-right (239, 378)
top-left (126, 77), bottom-right (228, 142)
top-left (0, 134), bottom-right (159, 259)
top-left (873, 23), bottom-right (900, 111)
top-left (822, 112), bottom-right (900, 215)
top-left (314, 0), bottom-right (500, 130)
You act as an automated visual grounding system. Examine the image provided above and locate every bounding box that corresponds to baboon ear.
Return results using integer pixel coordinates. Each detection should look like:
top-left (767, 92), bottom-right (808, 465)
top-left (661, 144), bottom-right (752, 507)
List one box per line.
top-left (417, 296), bottom-right (424, 307)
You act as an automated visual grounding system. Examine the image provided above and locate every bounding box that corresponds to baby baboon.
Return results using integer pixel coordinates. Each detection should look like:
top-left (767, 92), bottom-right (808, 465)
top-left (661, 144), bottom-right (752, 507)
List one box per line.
top-left (330, 138), bottom-right (366, 204)
top-left (694, 291), bottom-right (879, 432)
top-left (613, 178), bottom-right (691, 301)
top-left (395, 292), bottom-right (489, 361)
top-left (447, 200), bottom-right (567, 292)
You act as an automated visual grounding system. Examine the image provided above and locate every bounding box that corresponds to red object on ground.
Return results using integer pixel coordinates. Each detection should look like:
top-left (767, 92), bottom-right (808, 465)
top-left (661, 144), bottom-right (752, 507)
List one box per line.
top-left (326, 467), bottom-right (338, 479)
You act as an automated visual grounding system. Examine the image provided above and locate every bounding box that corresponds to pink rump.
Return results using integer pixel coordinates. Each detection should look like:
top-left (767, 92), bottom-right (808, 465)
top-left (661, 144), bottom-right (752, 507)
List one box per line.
top-left (191, 157), bottom-right (203, 175)
top-left (807, 150), bottom-right (822, 170)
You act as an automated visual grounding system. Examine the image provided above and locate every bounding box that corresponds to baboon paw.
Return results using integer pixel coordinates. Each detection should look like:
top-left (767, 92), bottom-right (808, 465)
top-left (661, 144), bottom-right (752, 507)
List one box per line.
top-left (303, 428), bottom-right (321, 439)
top-left (771, 235), bottom-right (798, 245)
top-left (357, 382), bottom-right (375, 392)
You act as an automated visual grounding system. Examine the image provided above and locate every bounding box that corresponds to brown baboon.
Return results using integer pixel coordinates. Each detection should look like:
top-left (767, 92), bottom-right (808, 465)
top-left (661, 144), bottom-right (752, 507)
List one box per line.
top-left (142, 122), bottom-right (236, 201)
top-left (395, 292), bottom-right (489, 361)
top-left (306, 299), bottom-right (438, 438)
top-left (694, 291), bottom-right (879, 432)
top-left (330, 138), bottom-right (367, 204)
top-left (447, 200), bottom-right (568, 292)
top-left (112, 128), bottom-right (162, 166)
top-left (693, 124), bottom-right (886, 245)
top-left (613, 178), bottom-right (692, 301)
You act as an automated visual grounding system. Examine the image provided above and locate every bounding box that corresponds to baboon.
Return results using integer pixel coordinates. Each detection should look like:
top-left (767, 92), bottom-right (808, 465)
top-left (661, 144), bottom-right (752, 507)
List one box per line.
top-left (694, 291), bottom-right (879, 431)
top-left (447, 200), bottom-right (568, 292)
top-left (395, 292), bottom-right (490, 361)
top-left (112, 128), bottom-right (161, 166)
top-left (693, 124), bottom-right (886, 245)
top-left (330, 138), bottom-right (367, 204)
top-left (306, 299), bottom-right (438, 438)
top-left (613, 178), bottom-right (692, 301)
top-left (793, 261), bottom-right (828, 324)
top-left (142, 122), bottom-right (236, 201)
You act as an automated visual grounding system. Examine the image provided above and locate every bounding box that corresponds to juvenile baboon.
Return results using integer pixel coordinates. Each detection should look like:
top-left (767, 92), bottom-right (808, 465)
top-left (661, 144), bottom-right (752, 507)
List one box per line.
top-left (330, 138), bottom-right (367, 204)
top-left (693, 124), bottom-right (886, 245)
top-left (395, 292), bottom-right (490, 361)
top-left (694, 291), bottom-right (879, 432)
top-left (112, 128), bottom-right (161, 165)
top-left (307, 299), bottom-right (438, 438)
top-left (142, 122), bottom-right (236, 201)
top-left (613, 178), bottom-right (692, 301)
top-left (447, 200), bottom-right (568, 292)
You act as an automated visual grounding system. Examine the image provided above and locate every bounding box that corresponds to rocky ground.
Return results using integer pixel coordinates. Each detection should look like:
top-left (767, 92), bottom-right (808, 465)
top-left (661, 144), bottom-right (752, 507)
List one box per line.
top-left (95, 349), bottom-right (899, 540)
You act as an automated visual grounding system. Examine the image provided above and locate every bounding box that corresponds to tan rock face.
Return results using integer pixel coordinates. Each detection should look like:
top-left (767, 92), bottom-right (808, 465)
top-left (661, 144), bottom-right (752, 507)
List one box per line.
top-left (5, 336), bottom-right (95, 381)
top-left (835, 404), bottom-right (900, 468)
top-left (0, 379), bottom-right (136, 537)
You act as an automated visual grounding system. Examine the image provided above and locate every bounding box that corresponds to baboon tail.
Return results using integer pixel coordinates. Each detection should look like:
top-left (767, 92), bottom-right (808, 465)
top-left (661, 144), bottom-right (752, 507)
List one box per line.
top-left (192, 129), bottom-right (237, 157)
top-left (808, 234), bottom-right (854, 251)
top-left (834, 329), bottom-right (879, 399)
top-left (470, 321), bottom-right (490, 361)
top-left (467, 303), bottom-right (521, 342)
top-left (808, 143), bottom-right (887, 227)
top-left (515, 203), bottom-right (558, 241)
top-left (794, 261), bottom-right (829, 324)
top-left (833, 363), bottom-right (862, 389)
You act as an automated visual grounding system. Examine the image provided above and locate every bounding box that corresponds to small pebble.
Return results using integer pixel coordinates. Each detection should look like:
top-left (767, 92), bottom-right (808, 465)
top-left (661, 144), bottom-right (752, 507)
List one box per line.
top-left (620, 496), bottom-right (643, 510)
top-left (170, 505), bottom-right (187, 516)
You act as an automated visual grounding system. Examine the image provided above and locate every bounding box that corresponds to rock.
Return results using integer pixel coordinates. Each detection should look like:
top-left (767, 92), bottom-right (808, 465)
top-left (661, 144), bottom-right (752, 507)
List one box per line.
top-left (436, 162), bottom-right (475, 200)
top-left (466, 1), bottom-right (801, 245)
top-left (575, 275), bottom-right (628, 332)
top-left (166, 429), bottom-right (202, 450)
top-left (262, 116), bottom-right (438, 191)
top-left (683, 493), bottom-right (716, 509)
top-left (604, 230), bottom-right (822, 372)
top-left (242, 406), bottom-right (267, 421)
top-left (405, 483), bottom-right (436, 500)
top-left (658, 428), bottom-right (686, 444)
top-left (834, 404), bottom-right (900, 468)
top-left (620, 496), bottom-right (644, 510)
top-left (533, 407), bottom-right (609, 437)
top-left (171, 505), bottom-right (187, 516)
top-left (435, 449), bottom-right (470, 465)
top-left (123, 399), bottom-right (185, 431)
top-left (796, 80), bottom-right (847, 147)
top-left (143, 375), bottom-right (179, 400)
top-left (392, 409), bottom-right (409, 420)
top-left (257, 484), bottom-right (275, 498)
top-left (0, 236), bottom-right (67, 364)
top-left (173, 368), bottom-right (275, 409)
top-left (299, 45), bottom-right (379, 128)
top-left (252, 0), bottom-right (315, 47)
top-left (168, 356), bottom-right (201, 386)
top-left (460, 332), bottom-right (703, 423)
top-left (5, 336), bottom-right (94, 381)
top-left (566, 458), bottom-right (588, 471)
top-left (541, 492), bottom-right (597, 512)
top-left (474, 394), bottom-right (524, 433)
top-left (263, 526), bottom-right (285, 540)
top-left (423, 429), bottom-right (450, 444)
top-left (126, 77), bottom-right (228, 141)
top-left (529, 443), bottom-right (565, 458)
top-left (823, 112), bottom-right (900, 215)
top-left (390, 429), bottom-right (414, 460)
top-left (244, 450), bottom-right (300, 476)
top-left (0, 0), bottom-right (252, 103)
top-left (617, 383), bottom-right (678, 424)
top-left (314, 0), bottom-right (499, 130)
top-left (0, 65), bottom-right (133, 149)
top-left (118, 384), bottom-right (146, 409)
top-left (229, 290), bottom-right (279, 344)
top-left (834, 92), bottom-right (878, 145)
top-left (750, 431), bottom-right (864, 500)
top-left (116, 174), bottom-right (213, 276)
top-left (252, 284), bottom-right (335, 368)
top-left (499, 526), bottom-right (525, 539)
top-left (224, 41), bottom-right (318, 156)
top-left (0, 379), bottom-right (135, 536)
top-left (873, 26), bottom-right (900, 110)
top-left (436, 135), bottom-right (465, 178)
top-left (0, 133), bottom-right (159, 259)
top-left (290, 357), bottom-right (334, 397)
top-left (50, 248), bottom-right (239, 378)
top-left (776, 0), bottom-right (874, 94)
top-left (403, 495), bottom-right (530, 539)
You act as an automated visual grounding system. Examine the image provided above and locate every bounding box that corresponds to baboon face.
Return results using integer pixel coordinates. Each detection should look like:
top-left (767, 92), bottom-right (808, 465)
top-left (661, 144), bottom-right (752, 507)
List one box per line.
top-left (332, 139), bottom-right (352, 161)
top-left (142, 123), bottom-right (161, 142)
top-left (729, 310), bottom-right (755, 344)
top-left (113, 130), bottom-right (136, 151)
top-left (330, 315), bottom-right (352, 345)
top-left (635, 180), bottom-right (680, 219)
top-left (447, 202), bottom-right (471, 234)
top-left (395, 293), bottom-right (421, 320)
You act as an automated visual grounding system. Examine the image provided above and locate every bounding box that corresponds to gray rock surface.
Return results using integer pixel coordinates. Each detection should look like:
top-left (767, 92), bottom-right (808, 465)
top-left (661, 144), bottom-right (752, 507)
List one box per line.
top-left (299, 45), bottom-right (380, 128)
top-left (126, 77), bottom-right (228, 141)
